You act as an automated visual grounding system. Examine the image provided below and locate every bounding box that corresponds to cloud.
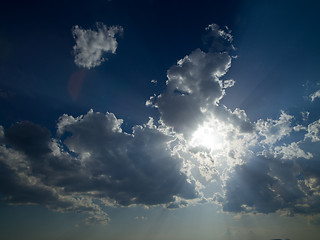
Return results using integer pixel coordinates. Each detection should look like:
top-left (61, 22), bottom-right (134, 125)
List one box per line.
top-left (149, 24), bottom-right (252, 138)
top-left (310, 89), bottom-right (320, 102)
top-left (256, 111), bottom-right (293, 145)
top-left (221, 154), bottom-right (320, 215)
top-left (2, 22), bottom-right (320, 224)
top-left (274, 142), bottom-right (313, 160)
top-left (155, 48), bottom-right (231, 135)
top-left (57, 111), bottom-right (197, 205)
top-left (5, 121), bottom-right (52, 158)
top-left (219, 116), bottom-right (320, 216)
top-left (0, 111), bottom-right (198, 223)
top-left (204, 24), bottom-right (235, 52)
top-left (305, 119), bottom-right (320, 142)
top-left (210, 103), bottom-right (320, 216)
top-left (0, 146), bottom-right (110, 224)
top-left (72, 22), bottom-right (123, 69)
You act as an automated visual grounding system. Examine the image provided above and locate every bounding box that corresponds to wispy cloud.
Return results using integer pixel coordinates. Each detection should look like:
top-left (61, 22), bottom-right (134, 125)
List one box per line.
top-left (310, 89), bottom-right (320, 102)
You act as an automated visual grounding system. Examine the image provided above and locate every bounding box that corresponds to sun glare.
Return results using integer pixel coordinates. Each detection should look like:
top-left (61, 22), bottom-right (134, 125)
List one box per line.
top-left (191, 125), bottom-right (224, 150)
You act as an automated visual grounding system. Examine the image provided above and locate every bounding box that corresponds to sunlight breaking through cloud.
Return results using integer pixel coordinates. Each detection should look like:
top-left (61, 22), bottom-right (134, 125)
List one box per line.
top-left (1, 23), bottom-right (320, 226)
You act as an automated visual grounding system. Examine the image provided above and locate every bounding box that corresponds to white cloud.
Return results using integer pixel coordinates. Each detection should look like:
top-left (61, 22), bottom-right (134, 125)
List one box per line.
top-left (305, 119), bottom-right (320, 142)
top-left (293, 124), bottom-right (307, 132)
top-left (256, 111), bottom-right (294, 145)
top-left (274, 142), bottom-right (313, 160)
top-left (154, 48), bottom-right (231, 136)
top-left (149, 24), bottom-right (253, 139)
top-left (72, 22), bottom-right (123, 69)
top-left (310, 89), bottom-right (320, 102)
top-left (223, 79), bottom-right (235, 88)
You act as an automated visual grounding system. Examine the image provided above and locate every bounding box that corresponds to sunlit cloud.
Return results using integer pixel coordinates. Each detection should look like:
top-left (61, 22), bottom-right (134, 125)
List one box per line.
top-left (1, 23), bottom-right (320, 225)
top-left (72, 22), bottom-right (123, 69)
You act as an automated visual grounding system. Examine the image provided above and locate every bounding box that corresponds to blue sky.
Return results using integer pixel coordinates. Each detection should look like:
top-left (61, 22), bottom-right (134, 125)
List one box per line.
top-left (1, 1), bottom-right (320, 239)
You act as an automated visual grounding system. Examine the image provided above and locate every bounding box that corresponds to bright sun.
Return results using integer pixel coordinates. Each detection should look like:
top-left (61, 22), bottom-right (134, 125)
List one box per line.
top-left (191, 125), bottom-right (224, 150)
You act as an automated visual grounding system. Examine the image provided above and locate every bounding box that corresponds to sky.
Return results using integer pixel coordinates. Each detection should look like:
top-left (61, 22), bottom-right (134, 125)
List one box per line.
top-left (1, 0), bottom-right (320, 239)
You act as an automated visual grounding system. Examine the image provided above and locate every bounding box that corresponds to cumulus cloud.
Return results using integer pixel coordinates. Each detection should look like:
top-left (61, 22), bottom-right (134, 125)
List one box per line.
top-left (144, 24), bottom-right (320, 219)
top-left (72, 22), bottom-right (123, 69)
top-left (256, 111), bottom-right (293, 145)
top-left (149, 24), bottom-right (252, 138)
top-left (155, 48), bottom-right (231, 135)
top-left (57, 110), bottom-right (197, 205)
top-left (67, 23), bottom-right (320, 221)
top-left (274, 142), bottom-right (313, 160)
top-left (221, 154), bottom-right (320, 216)
top-left (5, 121), bottom-right (52, 157)
top-left (0, 111), bottom-right (198, 223)
top-left (2, 23), bottom-right (320, 224)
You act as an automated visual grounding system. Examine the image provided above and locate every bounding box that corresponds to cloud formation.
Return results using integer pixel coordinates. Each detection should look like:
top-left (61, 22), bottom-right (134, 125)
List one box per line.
top-left (149, 24), bottom-right (253, 138)
top-left (0, 111), bottom-right (198, 223)
top-left (72, 22), bottom-right (123, 69)
top-left (1, 23), bottom-right (320, 224)
top-left (220, 116), bottom-right (320, 216)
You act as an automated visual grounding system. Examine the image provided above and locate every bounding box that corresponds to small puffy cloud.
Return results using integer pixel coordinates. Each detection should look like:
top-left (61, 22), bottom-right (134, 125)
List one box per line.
top-left (256, 111), bottom-right (293, 145)
top-left (293, 124), bottom-right (306, 132)
top-left (223, 79), bottom-right (235, 88)
top-left (72, 22), bottom-right (123, 69)
top-left (310, 89), bottom-right (320, 102)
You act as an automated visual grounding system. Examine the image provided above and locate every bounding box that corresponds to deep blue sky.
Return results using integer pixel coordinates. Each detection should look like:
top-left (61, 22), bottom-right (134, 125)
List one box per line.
top-left (2, 0), bottom-right (318, 130)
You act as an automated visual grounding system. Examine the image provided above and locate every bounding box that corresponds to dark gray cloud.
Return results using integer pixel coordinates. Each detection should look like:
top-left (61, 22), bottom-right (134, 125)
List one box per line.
top-left (0, 110), bottom-right (198, 223)
top-left (222, 152), bottom-right (320, 216)
top-left (5, 121), bottom-right (51, 158)
top-left (57, 111), bottom-right (198, 206)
